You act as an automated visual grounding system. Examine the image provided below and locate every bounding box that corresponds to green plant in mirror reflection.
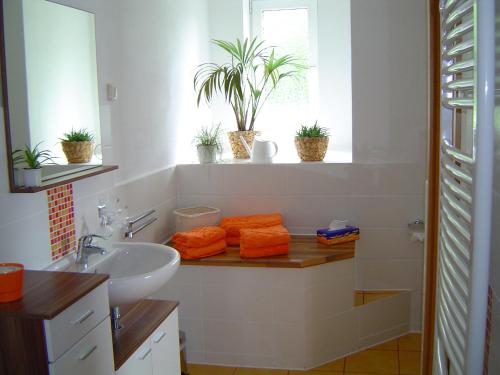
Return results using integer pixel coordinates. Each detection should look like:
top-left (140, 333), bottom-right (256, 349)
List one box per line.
top-left (12, 142), bottom-right (55, 169)
top-left (59, 128), bottom-right (95, 142)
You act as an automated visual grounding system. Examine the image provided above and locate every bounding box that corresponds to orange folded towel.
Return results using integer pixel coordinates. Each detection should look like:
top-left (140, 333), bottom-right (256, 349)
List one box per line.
top-left (221, 213), bottom-right (283, 245)
top-left (240, 225), bottom-right (290, 249)
top-left (240, 243), bottom-right (289, 258)
top-left (172, 226), bottom-right (226, 248)
top-left (175, 239), bottom-right (227, 260)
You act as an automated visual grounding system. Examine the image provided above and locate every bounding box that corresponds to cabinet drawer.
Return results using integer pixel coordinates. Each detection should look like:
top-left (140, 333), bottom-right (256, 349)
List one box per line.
top-left (152, 308), bottom-right (180, 375)
top-left (49, 317), bottom-right (114, 375)
top-left (116, 338), bottom-right (153, 375)
top-left (45, 282), bottom-right (109, 362)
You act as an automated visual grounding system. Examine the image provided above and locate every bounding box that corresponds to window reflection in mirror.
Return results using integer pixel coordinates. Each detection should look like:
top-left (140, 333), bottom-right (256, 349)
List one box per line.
top-left (3, 0), bottom-right (102, 183)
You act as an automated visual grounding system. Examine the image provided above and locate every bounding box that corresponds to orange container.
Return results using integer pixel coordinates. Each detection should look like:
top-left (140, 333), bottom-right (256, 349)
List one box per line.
top-left (0, 263), bottom-right (24, 303)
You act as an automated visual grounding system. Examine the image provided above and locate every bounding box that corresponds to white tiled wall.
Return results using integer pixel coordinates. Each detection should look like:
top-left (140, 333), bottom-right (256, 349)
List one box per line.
top-left (154, 260), bottom-right (412, 370)
top-left (176, 163), bottom-right (425, 330)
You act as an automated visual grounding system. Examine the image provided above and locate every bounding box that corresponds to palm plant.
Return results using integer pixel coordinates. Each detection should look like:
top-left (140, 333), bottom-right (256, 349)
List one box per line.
top-left (12, 142), bottom-right (54, 169)
top-left (194, 37), bottom-right (301, 132)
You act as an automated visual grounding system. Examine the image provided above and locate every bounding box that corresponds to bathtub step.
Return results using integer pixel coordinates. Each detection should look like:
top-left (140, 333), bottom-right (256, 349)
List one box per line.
top-left (354, 290), bottom-right (405, 307)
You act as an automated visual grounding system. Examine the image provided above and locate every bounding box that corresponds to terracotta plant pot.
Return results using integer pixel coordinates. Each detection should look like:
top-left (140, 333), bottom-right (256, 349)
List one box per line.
top-left (228, 131), bottom-right (259, 159)
top-left (62, 141), bottom-right (94, 163)
top-left (295, 136), bottom-right (329, 161)
top-left (0, 263), bottom-right (24, 303)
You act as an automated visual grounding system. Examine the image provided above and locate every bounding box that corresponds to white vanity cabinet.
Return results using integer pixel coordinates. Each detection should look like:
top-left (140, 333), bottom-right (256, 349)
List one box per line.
top-left (0, 271), bottom-right (114, 375)
top-left (116, 308), bottom-right (180, 375)
top-left (151, 309), bottom-right (180, 375)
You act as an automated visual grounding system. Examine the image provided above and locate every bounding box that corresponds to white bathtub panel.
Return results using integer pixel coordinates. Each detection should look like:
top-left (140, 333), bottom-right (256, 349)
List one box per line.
top-left (357, 292), bottom-right (411, 339)
top-left (201, 283), bottom-right (272, 322)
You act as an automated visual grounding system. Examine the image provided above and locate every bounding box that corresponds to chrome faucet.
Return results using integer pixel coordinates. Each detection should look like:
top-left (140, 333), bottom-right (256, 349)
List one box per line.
top-left (76, 234), bottom-right (107, 268)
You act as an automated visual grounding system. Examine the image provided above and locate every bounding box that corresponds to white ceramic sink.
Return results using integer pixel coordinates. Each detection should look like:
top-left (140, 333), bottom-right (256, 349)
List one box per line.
top-left (84, 242), bottom-right (180, 307)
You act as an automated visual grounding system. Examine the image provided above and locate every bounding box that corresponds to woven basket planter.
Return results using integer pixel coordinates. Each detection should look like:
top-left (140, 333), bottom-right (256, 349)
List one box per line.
top-left (295, 136), bottom-right (329, 161)
top-left (227, 131), bottom-right (260, 159)
top-left (62, 141), bottom-right (94, 163)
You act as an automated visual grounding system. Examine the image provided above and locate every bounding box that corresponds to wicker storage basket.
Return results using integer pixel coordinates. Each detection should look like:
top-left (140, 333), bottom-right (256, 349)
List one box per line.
top-left (295, 136), bottom-right (329, 161)
top-left (174, 206), bottom-right (221, 232)
top-left (227, 131), bottom-right (259, 159)
top-left (62, 141), bottom-right (94, 163)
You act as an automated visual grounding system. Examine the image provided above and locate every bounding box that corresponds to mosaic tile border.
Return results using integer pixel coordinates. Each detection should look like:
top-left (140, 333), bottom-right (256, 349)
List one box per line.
top-left (47, 183), bottom-right (76, 260)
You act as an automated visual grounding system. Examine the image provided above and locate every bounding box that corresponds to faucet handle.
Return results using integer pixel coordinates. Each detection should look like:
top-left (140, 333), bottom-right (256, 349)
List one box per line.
top-left (81, 233), bottom-right (106, 247)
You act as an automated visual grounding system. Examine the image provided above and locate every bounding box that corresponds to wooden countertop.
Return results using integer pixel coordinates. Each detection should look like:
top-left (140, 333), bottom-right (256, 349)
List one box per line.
top-left (0, 270), bottom-right (108, 319)
top-left (180, 236), bottom-right (355, 268)
top-left (112, 299), bottom-right (179, 371)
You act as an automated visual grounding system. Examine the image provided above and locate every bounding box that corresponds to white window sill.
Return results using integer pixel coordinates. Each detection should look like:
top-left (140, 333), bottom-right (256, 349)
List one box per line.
top-left (178, 151), bottom-right (352, 166)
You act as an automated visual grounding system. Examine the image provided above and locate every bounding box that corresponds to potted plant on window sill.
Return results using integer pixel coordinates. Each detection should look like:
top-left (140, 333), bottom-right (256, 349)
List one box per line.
top-left (295, 122), bottom-right (329, 162)
top-left (12, 143), bottom-right (54, 187)
top-left (193, 124), bottom-right (223, 164)
top-left (60, 128), bottom-right (94, 163)
top-left (194, 37), bottom-right (301, 159)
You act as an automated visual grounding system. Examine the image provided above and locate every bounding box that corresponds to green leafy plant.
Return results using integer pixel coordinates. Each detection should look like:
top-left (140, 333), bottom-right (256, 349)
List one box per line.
top-left (12, 143), bottom-right (54, 169)
top-left (193, 124), bottom-right (223, 152)
top-left (296, 122), bottom-right (329, 138)
top-left (194, 37), bottom-right (302, 132)
top-left (60, 128), bottom-right (94, 142)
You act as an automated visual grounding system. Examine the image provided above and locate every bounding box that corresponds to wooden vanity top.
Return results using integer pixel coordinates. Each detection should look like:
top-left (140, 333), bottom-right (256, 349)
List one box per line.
top-left (112, 299), bottom-right (179, 370)
top-left (180, 236), bottom-right (355, 268)
top-left (0, 270), bottom-right (108, 319)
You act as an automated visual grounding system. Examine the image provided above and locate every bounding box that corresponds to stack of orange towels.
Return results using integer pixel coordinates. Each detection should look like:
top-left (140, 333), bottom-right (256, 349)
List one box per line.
top-left (172, 226), bottom-right (226, 260)
top-left (220, 213), bottom-right (283, 246)
top-left (240, 225), bottom-right (290, 258)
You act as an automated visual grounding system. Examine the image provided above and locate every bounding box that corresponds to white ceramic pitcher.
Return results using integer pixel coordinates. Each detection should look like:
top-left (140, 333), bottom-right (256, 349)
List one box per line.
top-left (240, 136), bottom-right (278, 163)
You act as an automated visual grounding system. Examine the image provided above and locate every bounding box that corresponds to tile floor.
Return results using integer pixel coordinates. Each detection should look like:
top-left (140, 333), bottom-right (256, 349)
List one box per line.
top-left (187, 333), bottom-right (421, 375)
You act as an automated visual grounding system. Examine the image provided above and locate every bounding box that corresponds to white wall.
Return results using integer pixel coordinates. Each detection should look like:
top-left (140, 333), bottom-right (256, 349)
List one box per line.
top-left (0, 0), bottom-right (210, 269)
top-left (351, 0), bottom-right (428, 164)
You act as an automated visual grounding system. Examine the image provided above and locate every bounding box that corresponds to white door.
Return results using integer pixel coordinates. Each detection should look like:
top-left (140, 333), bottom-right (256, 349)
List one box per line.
top-left (115, 339), bottom-right (152, 375)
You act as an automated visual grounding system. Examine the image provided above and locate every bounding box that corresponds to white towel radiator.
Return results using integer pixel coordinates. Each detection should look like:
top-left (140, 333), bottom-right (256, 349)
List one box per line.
top-left (434, 0), bottom-right (495, 374)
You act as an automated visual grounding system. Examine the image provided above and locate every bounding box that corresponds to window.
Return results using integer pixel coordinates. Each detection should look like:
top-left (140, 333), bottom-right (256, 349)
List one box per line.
top-left (250, 0), bottom-right (319, 161)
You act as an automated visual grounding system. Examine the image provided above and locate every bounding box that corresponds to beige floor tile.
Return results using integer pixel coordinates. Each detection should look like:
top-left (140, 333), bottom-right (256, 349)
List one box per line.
top-left (344, 350), bottom-right (399, 374)
top-left (188, 364), bottom-right (236, 375)
top-left (399, 351), bottom-right (421, 375)
top-left (367, 339), bottom-right (398, 351)
top-left (398, 333), bottom-right (422, 351)
top-left (289, 371), bottom-right (342, 375)
top-left (233, 368), bottom-right (287, 375)
top-left (312, 358), bottom-right (345, 372)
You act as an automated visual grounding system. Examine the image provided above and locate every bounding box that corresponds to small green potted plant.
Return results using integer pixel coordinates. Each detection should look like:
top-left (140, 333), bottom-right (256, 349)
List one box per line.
top-left (60, 128), bottom-right (94, 163)
top-left (193, 124), bottom-right (223, 164)
top-left (12, 143), bottom-right (53, 187)
top-left (295, 122), bottom-right (329, 161)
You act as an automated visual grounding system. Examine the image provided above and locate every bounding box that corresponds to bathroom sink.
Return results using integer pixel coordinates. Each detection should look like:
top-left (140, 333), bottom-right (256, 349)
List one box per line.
top-left (84, 242), bottom-right (180, 307)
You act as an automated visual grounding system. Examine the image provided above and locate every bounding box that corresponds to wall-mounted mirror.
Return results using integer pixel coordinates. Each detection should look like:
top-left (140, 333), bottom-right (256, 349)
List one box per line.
top-left (1, 0), bottom-right (116, 193)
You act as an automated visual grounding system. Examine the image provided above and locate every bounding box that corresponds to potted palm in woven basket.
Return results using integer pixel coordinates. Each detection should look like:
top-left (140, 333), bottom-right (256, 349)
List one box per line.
top-left (295, 122), bottom-right (329, 162)
top-left (60, 129), bottom-right (94, 163)
top-left (194, 37), bottom-right (301, 159)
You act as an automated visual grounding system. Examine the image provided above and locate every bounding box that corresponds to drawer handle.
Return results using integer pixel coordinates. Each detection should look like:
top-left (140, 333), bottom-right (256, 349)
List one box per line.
top-left (78, 345), bottom-right (98, 361)
top-left (138, 348), bottom-right (152, 360)
top-left (153, 332), bottom-right (166, 344)
top-left (71, 309), bottom-right (95, 325)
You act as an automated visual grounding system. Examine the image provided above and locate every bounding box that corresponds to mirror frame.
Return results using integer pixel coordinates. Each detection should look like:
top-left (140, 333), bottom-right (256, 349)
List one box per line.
top-left (0, 0), bottom-right (117, 193)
